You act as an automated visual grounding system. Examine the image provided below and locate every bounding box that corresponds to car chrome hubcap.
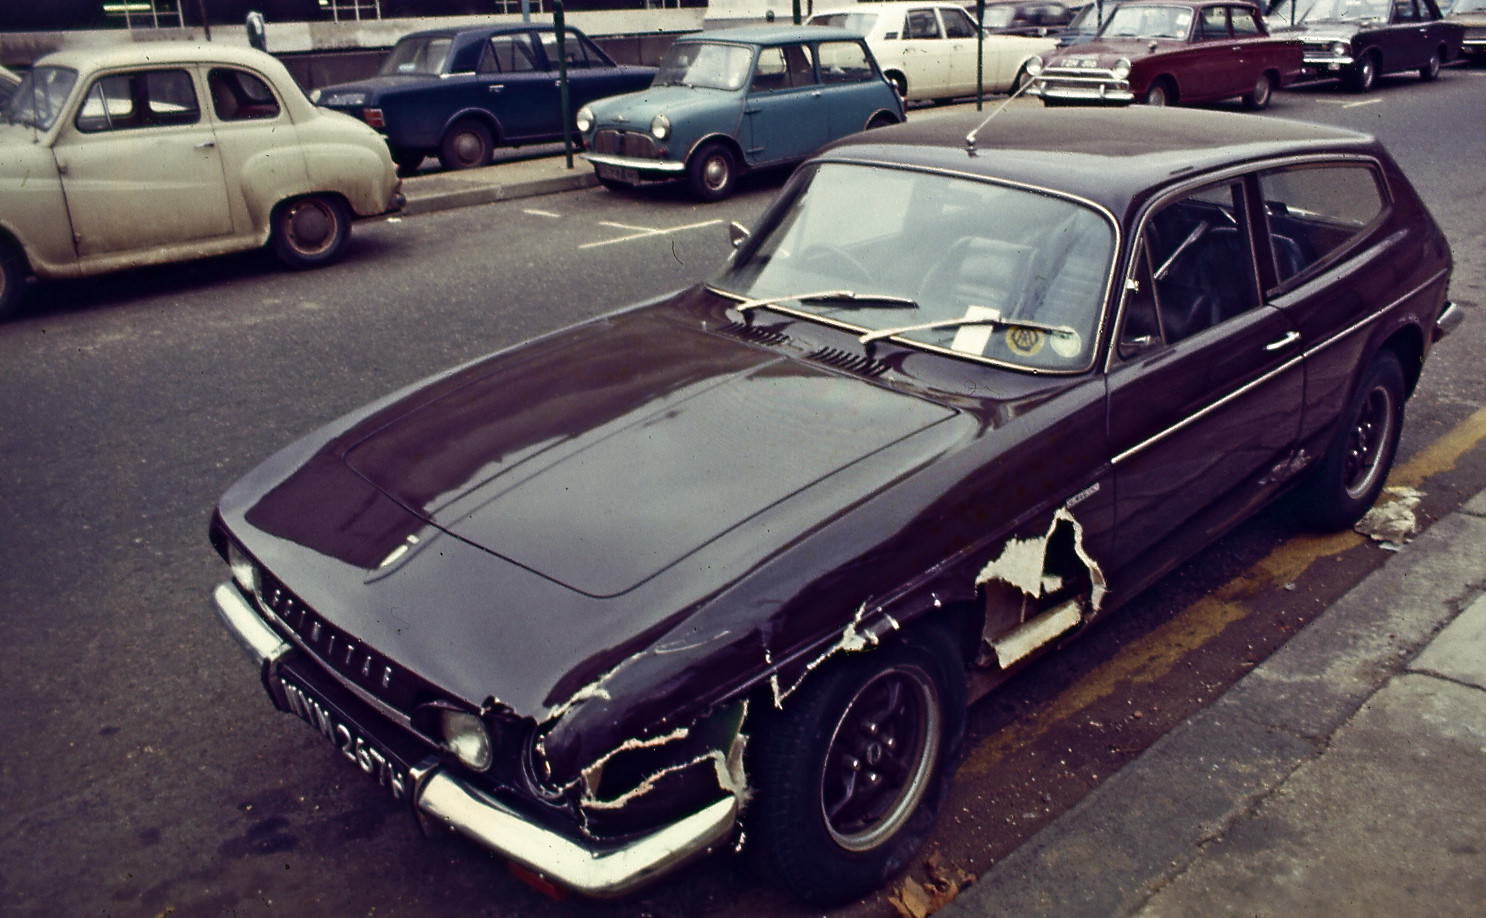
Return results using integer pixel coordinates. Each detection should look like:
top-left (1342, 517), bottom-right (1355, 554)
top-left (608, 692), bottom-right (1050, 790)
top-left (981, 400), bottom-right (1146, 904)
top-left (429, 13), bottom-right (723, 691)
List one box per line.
top-left (287, 202), bottom-right (334, 254)
top-left (454, 132), bottom-right (483, 164)
top-left (1343, 385), bottom-right (1394, 499)
top-left (704, 156), bottom-right (728, 190)
top-left (820, 665), bottom-right (939, 852)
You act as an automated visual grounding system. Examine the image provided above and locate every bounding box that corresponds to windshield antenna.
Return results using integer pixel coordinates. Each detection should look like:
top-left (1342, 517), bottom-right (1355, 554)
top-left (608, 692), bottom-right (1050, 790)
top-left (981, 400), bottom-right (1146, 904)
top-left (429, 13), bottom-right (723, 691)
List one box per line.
top-left (966, 73), bottom-right (1037, 157)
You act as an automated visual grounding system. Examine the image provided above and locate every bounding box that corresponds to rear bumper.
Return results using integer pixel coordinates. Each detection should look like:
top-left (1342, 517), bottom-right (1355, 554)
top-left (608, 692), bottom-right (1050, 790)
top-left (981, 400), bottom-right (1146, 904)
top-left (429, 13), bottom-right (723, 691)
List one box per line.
top-left (210, 582), bottom-right (738, 897)
top-left (1435, 300), bottom-right (1463, 343)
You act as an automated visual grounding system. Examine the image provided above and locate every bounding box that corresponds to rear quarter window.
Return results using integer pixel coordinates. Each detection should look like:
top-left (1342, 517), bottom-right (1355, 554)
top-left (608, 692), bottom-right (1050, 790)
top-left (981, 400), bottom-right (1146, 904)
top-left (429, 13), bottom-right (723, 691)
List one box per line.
top-left (1259, 164), bottom-right (1388, 289)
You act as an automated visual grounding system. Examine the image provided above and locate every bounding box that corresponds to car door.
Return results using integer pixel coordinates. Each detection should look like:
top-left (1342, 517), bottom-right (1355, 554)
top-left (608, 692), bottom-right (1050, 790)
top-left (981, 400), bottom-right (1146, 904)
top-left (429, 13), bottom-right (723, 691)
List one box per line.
top-left (1104, 178), bottom-right (1304, 585)
top-left (1377, 0), bottom-right (1429, 67)
top-left (203, 65), bottom-right (310, 236)
top-left (744, 43), bottom-right (828, 165)
top-left (1183, 5), bottom-right (1235, 99)
top-left (540, 31), bottom-right (628, 124)
top-left (938, 5), bottom-right (985, 95)
top-left (478, 31), bottom-right (557, 142)
top-left (55, 66), bottom-right (234, 258)
top-left (901, 8), bottom-right (954, 97)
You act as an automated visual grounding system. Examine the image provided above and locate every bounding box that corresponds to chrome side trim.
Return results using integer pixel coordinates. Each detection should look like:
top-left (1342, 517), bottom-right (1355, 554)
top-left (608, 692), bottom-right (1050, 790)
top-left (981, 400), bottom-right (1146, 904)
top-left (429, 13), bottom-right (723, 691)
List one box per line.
top-left (1112, 350), bottom-right (1306, 466)
top-left (417, 772), bottom-right (738, 898)
top-left (211, 582), bottom-right (291, 666)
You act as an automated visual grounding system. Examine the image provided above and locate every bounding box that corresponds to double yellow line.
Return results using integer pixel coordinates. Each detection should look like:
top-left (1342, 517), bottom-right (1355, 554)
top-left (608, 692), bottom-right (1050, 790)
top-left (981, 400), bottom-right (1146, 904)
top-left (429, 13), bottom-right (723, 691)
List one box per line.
top-left (961, 405), bottom-right (1486, 776)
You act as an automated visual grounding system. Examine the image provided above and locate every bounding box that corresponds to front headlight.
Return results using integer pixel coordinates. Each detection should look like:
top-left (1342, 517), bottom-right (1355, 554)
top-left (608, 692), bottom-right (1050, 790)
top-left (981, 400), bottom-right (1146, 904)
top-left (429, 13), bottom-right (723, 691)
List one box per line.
top-left (1331, 41), bottom-right (1349, 56)
top-left (1025, 56), bottom-right (1044, 76)
top-left (1111, 57), bottom-right (1132, 80)
top-left (440, 710), bottom-right (493, 772)
top-left (575, 105), bottom-right (594, 134)
top-left (651, 112), bottom-right (671, 141)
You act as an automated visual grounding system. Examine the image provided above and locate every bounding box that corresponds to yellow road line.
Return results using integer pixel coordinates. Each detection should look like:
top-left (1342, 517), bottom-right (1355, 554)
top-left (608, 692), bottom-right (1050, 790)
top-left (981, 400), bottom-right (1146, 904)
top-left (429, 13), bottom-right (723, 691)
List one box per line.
top-left (959, 404), bottom-right (1486, 777)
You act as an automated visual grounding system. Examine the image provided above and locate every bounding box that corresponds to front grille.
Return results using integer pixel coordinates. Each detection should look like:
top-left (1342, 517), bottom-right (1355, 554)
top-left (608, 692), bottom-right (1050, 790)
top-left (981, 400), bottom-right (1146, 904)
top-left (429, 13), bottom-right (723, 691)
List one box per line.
top-left (251, 566), bottom-right (435, 716)
top-left (593, 129), bottom-right (660, 159)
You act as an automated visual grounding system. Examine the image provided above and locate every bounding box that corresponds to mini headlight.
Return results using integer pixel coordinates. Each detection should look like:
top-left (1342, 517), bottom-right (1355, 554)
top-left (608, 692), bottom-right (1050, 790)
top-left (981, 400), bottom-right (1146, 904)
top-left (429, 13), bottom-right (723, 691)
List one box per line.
top-left (1111, 57), bottom-right (1132, 79)
top-left (575, 105), bottom-right (594, 134)
top-left (1025, 56), bottom-right (1044, 76)
top-left (651, 112), bottom-right (671, 141)
top-left (440, 710), bottom-right (493, 772)
top-left (1331, 41), bottom-right (1348, 56)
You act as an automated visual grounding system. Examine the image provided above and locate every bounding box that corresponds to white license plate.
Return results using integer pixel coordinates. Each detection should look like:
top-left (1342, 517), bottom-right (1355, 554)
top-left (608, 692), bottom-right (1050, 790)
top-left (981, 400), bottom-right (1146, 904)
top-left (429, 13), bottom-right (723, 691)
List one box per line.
top-left (595, 162), bottom-right (640, 185)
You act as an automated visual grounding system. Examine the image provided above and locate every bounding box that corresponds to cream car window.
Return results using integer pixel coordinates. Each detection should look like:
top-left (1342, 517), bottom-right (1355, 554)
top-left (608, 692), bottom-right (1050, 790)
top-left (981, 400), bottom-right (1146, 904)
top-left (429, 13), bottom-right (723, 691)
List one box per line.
top-left (76, 68), bottom-right (200, 133)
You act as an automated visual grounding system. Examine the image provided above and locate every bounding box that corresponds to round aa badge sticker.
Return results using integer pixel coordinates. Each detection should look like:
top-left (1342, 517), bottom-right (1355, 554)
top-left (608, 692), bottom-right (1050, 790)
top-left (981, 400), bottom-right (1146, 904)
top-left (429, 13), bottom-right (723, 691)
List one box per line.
top-left (1005, 326), bottom-right (1045, 357)
top-left (1050, 328), bottom-right (1082, 359)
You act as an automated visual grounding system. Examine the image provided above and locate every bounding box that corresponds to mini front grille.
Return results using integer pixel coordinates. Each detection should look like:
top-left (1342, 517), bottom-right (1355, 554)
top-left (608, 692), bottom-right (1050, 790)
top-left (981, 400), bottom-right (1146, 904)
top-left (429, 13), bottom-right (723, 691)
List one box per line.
top-left (593, 129), bottom-right (660, 159)
top-left (805, 346), bottom-right (890, 377)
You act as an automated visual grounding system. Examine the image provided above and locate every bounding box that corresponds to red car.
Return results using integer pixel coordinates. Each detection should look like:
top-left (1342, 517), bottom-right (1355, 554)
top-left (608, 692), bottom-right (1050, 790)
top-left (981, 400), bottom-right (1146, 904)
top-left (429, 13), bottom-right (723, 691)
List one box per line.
top-left (1029, 0), bottom-right (1303, 107)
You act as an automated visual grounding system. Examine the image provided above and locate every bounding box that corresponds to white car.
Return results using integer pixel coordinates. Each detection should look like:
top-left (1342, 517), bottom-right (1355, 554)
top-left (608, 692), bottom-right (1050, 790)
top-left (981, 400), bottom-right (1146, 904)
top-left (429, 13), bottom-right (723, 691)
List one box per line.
top-left (0, 43), bottom-right (403, 319)
top-left (807, 1), bottom-right (1057, 101)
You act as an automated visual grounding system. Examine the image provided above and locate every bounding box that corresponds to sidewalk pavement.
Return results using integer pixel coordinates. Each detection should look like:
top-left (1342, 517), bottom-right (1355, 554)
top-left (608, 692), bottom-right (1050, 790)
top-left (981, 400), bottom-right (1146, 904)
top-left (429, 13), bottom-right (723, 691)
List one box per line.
top-left (940, 490), bottom-right (1486, 917)
top-left (396, 146), bottom-right (598, 217)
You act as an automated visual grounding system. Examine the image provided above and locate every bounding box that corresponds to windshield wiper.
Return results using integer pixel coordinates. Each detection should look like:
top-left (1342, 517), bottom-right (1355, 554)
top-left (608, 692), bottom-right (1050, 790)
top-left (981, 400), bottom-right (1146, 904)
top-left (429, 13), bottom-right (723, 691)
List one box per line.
top-left (734, 290), bottom-right (919, 314)
top-left (860, 313), bottom-right (1075, 345)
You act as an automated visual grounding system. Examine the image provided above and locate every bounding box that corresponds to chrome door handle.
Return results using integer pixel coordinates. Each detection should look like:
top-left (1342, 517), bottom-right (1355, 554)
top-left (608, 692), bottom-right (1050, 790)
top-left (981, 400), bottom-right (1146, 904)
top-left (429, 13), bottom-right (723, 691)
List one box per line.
top-left (1265, 330), bottom-right (1301, 351)
top-left (195, 139), bottom-right (216, 149)
top-left (488, 84), bottom-right (504, 93)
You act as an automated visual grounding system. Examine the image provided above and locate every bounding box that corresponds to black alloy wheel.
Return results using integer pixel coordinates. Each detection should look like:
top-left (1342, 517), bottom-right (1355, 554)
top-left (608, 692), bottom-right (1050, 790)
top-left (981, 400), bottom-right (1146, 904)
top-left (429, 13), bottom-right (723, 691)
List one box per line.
top-left (1295, 352), bottom-right (1406, 531)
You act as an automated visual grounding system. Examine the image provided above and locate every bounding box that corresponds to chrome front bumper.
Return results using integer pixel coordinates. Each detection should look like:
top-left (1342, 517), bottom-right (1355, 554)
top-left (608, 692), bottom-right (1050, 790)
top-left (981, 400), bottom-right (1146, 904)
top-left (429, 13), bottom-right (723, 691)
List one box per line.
top-left (581, 151), bottom-right (686, 175)
top-left (1031, 73), bottom-right (1135, 103)
top-left (210, 582), bottom-right (739, 897)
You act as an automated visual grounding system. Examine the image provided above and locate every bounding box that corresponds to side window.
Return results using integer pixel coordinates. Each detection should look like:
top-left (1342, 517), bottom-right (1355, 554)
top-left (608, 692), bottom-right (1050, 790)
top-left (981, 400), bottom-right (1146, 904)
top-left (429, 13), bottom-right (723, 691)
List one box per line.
top-left (818, 41), bottom-right (875, 83)
top-left (1259, 164), bottom-right (1387, 289)
top-left (1199, 7), bottom-right (1230, 39)
top-left (490, 35), bottom-right (539, 73)
top-left (208, 69), bottom-right (280, 121)
top-left (1392, 0), bottom-right (1420, 21)
top-left (906, 10), bottom-right (944, 38)
top-left (1143, 181), bottom-right (1259, 344)
top-left (942, 7), bottom-right (981, 37)
top-left (752, 46), bottom-right (789, 91)
top-left (540, 33), bottom-right (597, 69)
top-left (75, 68), bottom-right (200, 133)
top-left (1230, 7), bottom-right (1262, 35)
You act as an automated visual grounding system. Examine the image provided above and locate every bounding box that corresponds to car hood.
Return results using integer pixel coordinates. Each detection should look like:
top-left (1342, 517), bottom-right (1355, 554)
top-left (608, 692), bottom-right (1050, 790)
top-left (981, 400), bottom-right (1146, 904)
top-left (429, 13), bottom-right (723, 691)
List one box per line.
top-left (222, 299), bottom-right (975, 736)
top-left (340, 312), bottom-right (955, 598)
top-left (1270, 21), bottom-right (1366, 40)
top-left (590, 84), bottom-right (734, 126)
top-left (1049, 37), bottom-right (1186, 62)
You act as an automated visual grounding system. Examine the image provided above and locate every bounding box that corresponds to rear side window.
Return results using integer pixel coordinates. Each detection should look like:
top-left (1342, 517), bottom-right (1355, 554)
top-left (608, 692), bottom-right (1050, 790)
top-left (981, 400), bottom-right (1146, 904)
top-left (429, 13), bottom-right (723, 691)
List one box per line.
top-left (1259, 164), bottom-right (1387, 288)
top-left (76, 68), bottom-right (200, 133)
top-left (817, 41), bottom-right (876, 82)
top-left (482, 35), bottom-right (539, 73)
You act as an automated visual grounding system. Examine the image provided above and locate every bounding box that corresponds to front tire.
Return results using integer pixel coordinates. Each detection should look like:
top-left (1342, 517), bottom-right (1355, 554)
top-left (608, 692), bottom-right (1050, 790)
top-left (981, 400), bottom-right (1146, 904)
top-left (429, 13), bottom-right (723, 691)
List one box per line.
top-left (391, 148), bottom-right (426, 175)
top-left (747, 629), bottom-right (964, 905)
top-left (270, 195), bottom-right (351, 269)
top-left (439, 119), bottom-right (494, 170)
top-left (1295, 353), bottom-right (1405, 531)
top-left (686, 142), bottom-right (738, 202)
top-left (1142, 78), bottom-right (1176, 106)
top-left (1346, 52), bottom-right (1377, 92)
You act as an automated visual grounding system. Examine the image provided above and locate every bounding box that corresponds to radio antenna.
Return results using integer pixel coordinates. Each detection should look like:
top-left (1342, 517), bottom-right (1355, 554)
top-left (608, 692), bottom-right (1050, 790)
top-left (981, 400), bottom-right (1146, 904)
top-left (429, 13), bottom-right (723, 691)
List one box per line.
top-left (966, 74), bottom-right (1037, 157)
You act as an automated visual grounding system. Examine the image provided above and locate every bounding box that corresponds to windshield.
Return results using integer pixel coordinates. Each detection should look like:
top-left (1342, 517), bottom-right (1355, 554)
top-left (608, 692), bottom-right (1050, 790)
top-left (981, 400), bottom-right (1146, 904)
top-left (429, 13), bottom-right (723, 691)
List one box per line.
top-left (1, 66), bottom-right (78, 130)
top-left (1269, 0), bottom-right (1390, 21)
top-left (379, 36), bottom-right (454, 75)
top-left (1101, 5), bottom-right (1195, 38)
top-left (654, 41), bottom-right (755, 90)
top-left (1444, 0), bottom-right (1486, 11)
top-left (714, 163), bottom-right (1115, 373)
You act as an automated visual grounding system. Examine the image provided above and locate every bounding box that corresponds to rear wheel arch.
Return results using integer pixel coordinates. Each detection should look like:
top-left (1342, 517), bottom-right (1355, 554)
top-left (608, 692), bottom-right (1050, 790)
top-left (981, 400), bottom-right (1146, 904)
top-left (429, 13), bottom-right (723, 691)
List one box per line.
top-left (1379, 323), bottom-right (1426, 397)
top-left (0, 233), bottom-right (31, 320)
top-left (885, 70), bottom-right (909, 99)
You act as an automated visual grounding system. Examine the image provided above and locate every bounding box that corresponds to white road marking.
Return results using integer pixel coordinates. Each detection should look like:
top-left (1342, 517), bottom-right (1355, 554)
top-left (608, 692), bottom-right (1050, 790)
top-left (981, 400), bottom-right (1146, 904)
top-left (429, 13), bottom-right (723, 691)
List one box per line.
top-left (1342, 98), bottom-right (1382, 109)
top-left (580, 218), bottom-right (723, 250)
top-left (523, 208), bottom-right (562, 218)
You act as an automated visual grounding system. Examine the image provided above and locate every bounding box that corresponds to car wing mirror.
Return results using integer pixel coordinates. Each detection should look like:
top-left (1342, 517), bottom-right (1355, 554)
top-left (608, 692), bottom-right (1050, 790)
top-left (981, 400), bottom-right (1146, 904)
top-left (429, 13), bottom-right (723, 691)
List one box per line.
top-left (729, 221), bottom-right (751, 248)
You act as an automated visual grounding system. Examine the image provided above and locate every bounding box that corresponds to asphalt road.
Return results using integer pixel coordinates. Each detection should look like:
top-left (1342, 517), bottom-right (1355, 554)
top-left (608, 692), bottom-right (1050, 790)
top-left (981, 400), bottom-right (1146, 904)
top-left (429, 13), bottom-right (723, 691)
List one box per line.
top-left (1, 63), bottom-right (1483, 918)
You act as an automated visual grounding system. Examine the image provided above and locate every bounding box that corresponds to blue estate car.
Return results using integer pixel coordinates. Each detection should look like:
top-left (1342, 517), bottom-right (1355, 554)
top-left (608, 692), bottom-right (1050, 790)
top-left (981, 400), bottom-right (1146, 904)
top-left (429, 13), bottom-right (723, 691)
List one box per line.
top-left (313, 24), bottom-right (655, 172)
top-left (578, 26), bottom-right (905, 200)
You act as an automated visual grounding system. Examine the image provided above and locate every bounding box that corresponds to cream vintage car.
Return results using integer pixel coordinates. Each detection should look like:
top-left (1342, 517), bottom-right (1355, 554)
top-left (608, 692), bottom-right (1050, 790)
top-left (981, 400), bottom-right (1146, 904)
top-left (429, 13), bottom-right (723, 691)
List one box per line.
top-left (0, 43), bottom-right (403, 319)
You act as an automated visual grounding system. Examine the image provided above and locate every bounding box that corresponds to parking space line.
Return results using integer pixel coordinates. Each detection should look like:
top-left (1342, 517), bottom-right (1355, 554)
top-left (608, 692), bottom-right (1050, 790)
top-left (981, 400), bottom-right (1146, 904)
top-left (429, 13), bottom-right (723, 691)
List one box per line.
top-left (1342, 98), bottom-right (1382, 109)
top-left (523, 208), bottom-right (562, 218)
top-left (580, 218), bottom-right (723, 250)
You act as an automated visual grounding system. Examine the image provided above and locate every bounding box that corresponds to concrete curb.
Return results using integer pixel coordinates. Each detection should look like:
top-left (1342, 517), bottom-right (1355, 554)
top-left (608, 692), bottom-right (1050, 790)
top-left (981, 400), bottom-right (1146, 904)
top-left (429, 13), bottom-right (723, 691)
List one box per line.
top-left (939, 495), bottom-right (1486, 917)
top-left (399, 168), bottom-right (599, 217)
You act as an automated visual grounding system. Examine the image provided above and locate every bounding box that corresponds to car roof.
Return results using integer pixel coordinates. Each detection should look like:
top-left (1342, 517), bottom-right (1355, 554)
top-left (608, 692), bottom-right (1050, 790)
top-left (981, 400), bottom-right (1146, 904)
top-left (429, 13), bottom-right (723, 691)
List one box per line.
top-left (820, 108), bottom-right (1376, 215)
top-left (398, 23), bottom-right (570, 40)
top-left (37, 42), bottom-right (285, 73)
top-left (686, 24), bottom-right (867, 43)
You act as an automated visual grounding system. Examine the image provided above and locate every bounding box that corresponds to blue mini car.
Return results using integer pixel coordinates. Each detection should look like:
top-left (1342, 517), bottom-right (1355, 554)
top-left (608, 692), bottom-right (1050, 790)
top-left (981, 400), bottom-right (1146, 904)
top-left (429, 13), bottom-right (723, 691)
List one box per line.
top-left (578, 26), bottom-right (905, 200)
top-left (313, 24), bottom-right (655, 172)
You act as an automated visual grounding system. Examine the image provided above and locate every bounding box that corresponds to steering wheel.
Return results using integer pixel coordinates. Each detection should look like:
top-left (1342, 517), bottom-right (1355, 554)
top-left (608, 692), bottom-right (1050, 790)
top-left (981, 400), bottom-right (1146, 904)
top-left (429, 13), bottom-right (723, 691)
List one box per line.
top-left (797, 244), bottom-right (873, 286)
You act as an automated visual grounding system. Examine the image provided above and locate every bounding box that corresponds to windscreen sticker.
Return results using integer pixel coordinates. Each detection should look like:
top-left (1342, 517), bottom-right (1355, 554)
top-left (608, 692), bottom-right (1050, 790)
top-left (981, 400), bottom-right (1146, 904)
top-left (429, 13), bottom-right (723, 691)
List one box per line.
top-left (951, 305), bottom-right (1001, 355)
